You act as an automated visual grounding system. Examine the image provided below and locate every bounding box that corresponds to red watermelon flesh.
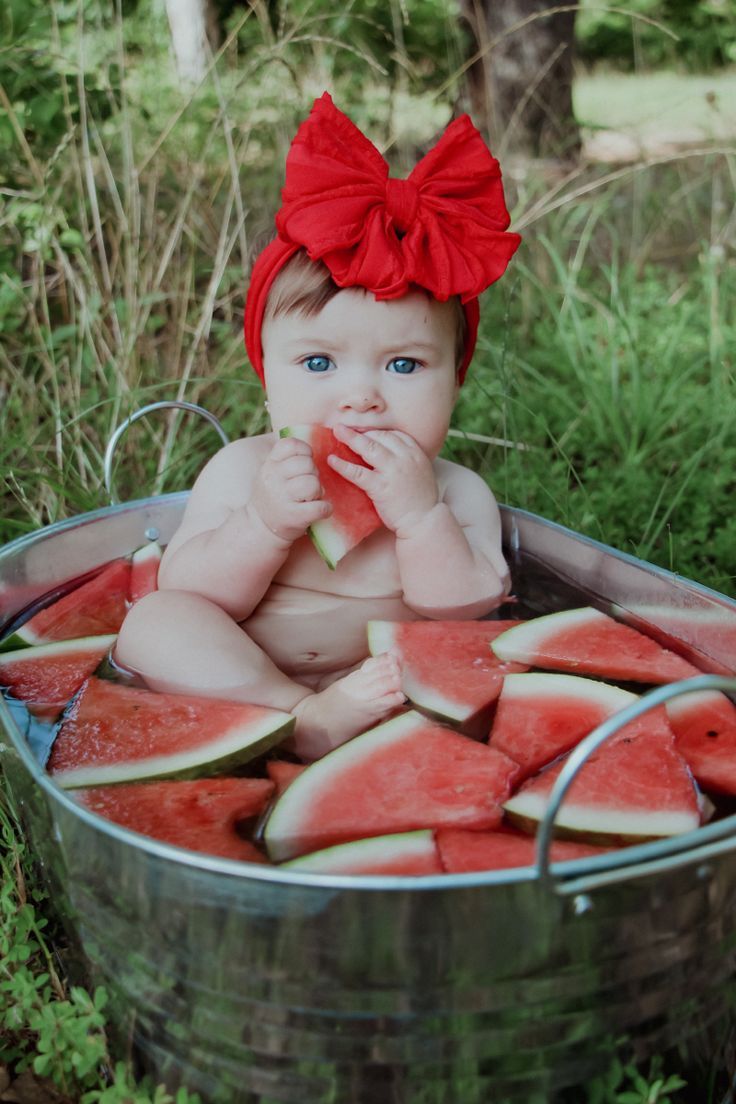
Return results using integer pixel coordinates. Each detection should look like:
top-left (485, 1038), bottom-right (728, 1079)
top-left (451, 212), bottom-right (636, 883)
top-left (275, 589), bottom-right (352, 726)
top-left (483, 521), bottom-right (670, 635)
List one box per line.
top-left (368, 619), bottom-right (527, 723)
top-left (129, 542), bottom-right (162, 604)
top-left (0, 635), bottom-right (116, 720)
top-left (491, 606), bottom-right (700, 684)
top-left (488, 672), bottom-right (638, 780)
top-left (283, 830), bottom-right (442, 876)
top-left (504, 729), bottom-right (701, 841)
top-left (49, 676), bottom-right (294, 788)
top-left (266, 759), bottom-right (307, 795)
top-left (263, 709), bottom-right (520, 862)
top-left (74, 777), bottom-right (273, 863)
top-left (666, 690), bottom-right (736, 795)
top-left (281, 424), bottom-right (382, 569)
top-left (9, 559), bottom-right (131, 647)
top-left (436, 826), bottom-right (613, 874)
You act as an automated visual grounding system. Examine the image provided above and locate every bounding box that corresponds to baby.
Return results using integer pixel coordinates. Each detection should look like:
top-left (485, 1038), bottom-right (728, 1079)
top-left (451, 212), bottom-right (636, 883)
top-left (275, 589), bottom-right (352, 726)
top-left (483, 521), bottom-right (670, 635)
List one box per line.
top-left (116, 93), bottom-right (521, 760)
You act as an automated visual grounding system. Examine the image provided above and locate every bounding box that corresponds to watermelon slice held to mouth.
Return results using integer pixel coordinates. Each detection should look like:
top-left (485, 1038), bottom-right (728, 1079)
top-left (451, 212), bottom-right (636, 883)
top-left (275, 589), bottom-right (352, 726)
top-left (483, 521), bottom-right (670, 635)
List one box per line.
top-left (0, 635), bottom-right (117, 721)
top-left (263, 709), bottom-right (519, 862)
top-left (74, 776), bottom-right (274, 863)
top-left (488, 672), bottom-right (639, 780)
top-left (666, 689), bottom-right (736, 796)
top-left (281, 424), bottom-right (382, 569)
top-left (283, 830), bottom-right (442, 876)
top-left (1, 559), bottom-right (131, 650)
top-left (491, 606), bottom-right (699, 684)
top-left (368, 619), bottom-right (526, 724)
top-left (49, 676), bottom-right (294, 788)
top-left (503, 728), bottom-right (701, 842)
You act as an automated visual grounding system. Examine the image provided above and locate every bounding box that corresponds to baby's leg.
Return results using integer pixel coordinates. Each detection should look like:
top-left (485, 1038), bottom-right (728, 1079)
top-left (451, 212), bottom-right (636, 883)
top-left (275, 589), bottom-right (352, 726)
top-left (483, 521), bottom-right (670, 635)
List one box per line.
top-left (116, 592), bottom-right (405, 760)
top-left (115, 590), bottom-right (311, 710)
top-left (291, 654), bottom-right (405, 761)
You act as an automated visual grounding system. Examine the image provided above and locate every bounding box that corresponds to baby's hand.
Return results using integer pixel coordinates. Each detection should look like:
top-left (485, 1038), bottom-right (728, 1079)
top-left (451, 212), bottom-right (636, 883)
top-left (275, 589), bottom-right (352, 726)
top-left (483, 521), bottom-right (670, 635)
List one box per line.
top-left (250, 437), bottom-right (331, 543)
top-left (329, 425), bottom-right (439, 536)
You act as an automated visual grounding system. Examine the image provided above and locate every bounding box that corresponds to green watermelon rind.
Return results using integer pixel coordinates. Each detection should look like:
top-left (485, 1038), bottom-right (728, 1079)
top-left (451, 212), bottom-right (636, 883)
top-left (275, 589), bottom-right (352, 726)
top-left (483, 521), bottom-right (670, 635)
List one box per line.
top-left (367, 620), bottom-right (471, 723)
top-left (52, 710), bottom-right (295, 790)
top-left (665, 688), bottom-right (733, 720)
top-left (282, 829), bottom-right (437, 875)
top-left (0, 633), bottom-right (118, 669)
top-left (503, 790), bottom-right (700, 840)
top-left (498, 672), bottom-right (638, 711)
top-left (491, 608), bottom-right (606, 664)
top-left (264, 711), bottom-right (425, 861)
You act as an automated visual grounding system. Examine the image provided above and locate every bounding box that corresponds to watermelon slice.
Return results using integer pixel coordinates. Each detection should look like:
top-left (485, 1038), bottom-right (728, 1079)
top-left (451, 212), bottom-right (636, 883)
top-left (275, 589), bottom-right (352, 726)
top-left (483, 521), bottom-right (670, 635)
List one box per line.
top-left (666, 690), bottom-right (736, 795)
top-left (503, 729), bottom-right (701, 841)
top-left (491, 607), bottom-right (699, 684)
top-left (74, 777), bottom-right (273, 863)
top-left (263, 709), bottom-right (519, 862)
top-left (283, 830), bottom-right (442, 876)
top-left (49, 676), bottom-right (294, 788)
top-left (367, 619), bottom-right (526, 723)
top-left (266, 759), bottom-right (307, 795)
top-left (2, 560), bottom-right (130, 649)
top-left (281, 424), bottom-right (382, 569)
top-left (436, 826), bottom-right (612, 874)
top-left (0, 635), bottom-right (116, 721)
top-left (129, 541), bottom-right (162, 604)
top-left (488, 673), bottom-right (639, 780)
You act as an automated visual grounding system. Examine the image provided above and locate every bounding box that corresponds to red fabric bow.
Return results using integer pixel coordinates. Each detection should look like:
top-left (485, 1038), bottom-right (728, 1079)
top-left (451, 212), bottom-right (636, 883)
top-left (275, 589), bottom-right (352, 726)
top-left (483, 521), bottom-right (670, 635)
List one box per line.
top-left (244, 93), bottom-right (520, 385)
top-left (278, 92), bottom-right (520, 303)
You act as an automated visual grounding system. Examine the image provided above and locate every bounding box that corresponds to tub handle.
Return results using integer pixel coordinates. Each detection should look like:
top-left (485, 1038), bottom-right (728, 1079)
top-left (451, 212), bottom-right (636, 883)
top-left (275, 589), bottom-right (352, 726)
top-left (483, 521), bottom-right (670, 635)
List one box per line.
top-left (103, 401), bottom-right (230, 504)
top-left (535, 673), bottom-right (736, 895)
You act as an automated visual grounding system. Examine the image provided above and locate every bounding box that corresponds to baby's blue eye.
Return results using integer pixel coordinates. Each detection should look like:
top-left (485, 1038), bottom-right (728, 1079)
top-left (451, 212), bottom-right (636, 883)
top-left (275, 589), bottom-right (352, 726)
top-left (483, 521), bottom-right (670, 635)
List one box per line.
top-left (303, 355), bottom-right (333, 373)
top-left (388, 357), bottom-right (420, 375)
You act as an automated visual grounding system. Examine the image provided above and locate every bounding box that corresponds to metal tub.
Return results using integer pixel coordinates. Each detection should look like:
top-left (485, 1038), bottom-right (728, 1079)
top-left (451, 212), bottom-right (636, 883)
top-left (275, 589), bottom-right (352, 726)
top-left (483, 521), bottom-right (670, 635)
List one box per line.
top-left (2, 496), bottom-right (736, 1103)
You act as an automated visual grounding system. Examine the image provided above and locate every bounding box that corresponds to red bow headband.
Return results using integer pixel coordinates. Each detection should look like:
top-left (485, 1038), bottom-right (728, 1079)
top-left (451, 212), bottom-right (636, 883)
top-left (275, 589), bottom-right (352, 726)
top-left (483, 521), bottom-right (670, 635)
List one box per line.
top-left (244, 93), bottom-right (520, 385)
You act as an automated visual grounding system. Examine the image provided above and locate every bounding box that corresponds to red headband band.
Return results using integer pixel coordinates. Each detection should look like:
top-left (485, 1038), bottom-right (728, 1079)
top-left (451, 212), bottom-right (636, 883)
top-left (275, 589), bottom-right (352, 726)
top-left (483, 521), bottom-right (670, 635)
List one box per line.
top-left (244, 93), bottom-right (520, 386)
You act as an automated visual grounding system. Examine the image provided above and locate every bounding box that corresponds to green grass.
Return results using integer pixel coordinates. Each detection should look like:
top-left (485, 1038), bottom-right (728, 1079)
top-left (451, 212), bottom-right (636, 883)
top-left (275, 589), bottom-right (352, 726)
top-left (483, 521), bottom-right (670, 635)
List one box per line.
top-left (1, 3), bottom-right (736, 1099)
top-left (576, 67), bottom-right (736, 142)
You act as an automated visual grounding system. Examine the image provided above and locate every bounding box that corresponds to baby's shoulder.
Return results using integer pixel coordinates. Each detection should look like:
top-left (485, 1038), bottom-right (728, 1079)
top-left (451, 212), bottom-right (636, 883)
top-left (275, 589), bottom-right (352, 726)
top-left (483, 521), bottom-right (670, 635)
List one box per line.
top-left (190, 432), bottom-right (274, 500)
top-left (435, 456), bottom-right (493, 496)
top-left (198, 432), bottom-right (272, 475)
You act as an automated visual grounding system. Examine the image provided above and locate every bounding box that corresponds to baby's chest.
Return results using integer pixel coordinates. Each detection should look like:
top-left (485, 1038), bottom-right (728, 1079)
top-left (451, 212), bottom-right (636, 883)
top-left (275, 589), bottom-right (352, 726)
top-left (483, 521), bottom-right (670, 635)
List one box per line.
top-left (274, 529), bottom-right (402, 598)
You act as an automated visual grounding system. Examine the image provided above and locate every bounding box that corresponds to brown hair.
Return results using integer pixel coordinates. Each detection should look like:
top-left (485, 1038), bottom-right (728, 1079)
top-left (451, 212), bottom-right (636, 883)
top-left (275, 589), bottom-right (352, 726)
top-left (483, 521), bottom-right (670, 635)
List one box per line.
top-left (264, 248), bottom-right (468, 373)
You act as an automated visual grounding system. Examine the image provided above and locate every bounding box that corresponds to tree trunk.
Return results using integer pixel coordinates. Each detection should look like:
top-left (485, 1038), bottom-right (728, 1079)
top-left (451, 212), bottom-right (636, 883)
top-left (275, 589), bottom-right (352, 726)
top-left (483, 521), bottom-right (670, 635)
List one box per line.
top-left (164, 0), bottom-right (220, 88)
top-left (458, 0), bottom-right (580, 160)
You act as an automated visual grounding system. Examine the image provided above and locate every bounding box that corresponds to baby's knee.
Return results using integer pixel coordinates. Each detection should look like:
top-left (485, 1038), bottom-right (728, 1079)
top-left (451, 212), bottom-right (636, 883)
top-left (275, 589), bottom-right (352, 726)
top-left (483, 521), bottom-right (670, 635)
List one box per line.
top-left (115, 589), bottom-right (218, 668)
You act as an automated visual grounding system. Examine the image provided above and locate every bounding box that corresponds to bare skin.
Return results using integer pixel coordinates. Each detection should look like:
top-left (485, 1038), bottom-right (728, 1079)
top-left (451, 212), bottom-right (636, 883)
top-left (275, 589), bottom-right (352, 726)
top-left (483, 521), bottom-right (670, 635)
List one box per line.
top-left (116, 290), bottom-right (509, 759)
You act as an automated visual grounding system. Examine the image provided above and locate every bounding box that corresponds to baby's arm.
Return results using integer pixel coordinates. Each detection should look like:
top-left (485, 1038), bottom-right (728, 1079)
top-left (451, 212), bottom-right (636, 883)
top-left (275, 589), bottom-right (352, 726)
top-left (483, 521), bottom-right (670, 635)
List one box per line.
top-left (158, 435), bottom-right (330, 621)
top-left (392, 463), bottom-right (509, 617)
top-left (329, 427), bottom-right (508, 618)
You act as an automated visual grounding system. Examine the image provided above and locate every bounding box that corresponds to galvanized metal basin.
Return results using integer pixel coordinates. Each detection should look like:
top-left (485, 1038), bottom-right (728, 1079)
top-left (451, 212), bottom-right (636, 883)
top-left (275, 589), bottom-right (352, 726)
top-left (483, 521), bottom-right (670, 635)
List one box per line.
top-left (2, 497), bottom-right (736, 1103)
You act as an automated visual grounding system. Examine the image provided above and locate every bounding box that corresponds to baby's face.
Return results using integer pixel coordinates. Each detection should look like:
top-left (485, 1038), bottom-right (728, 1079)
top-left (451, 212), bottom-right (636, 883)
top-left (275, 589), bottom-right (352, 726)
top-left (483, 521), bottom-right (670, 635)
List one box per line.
top-left (262, 288), bottom-right (458, 459)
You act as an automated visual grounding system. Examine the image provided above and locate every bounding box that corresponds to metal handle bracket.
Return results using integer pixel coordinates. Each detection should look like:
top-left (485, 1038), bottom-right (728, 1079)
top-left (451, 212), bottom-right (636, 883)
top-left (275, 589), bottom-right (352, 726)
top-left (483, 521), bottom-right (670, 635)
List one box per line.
top-left (536, 673), bottom-right (736, 895)
top-left (103, 401), bottom-right (230, 504)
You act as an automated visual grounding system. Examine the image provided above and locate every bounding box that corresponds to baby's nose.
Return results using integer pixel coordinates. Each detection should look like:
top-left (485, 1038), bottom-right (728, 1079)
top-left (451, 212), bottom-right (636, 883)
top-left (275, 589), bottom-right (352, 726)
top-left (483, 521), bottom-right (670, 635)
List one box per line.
top-left (339, 387), bottom-right (384, 412)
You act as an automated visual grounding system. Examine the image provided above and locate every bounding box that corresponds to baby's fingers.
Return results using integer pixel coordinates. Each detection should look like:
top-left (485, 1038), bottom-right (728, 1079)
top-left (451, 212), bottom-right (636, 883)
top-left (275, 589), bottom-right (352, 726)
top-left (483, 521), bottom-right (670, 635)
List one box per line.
top-left (327, 453), bottom-right (374, 489)
top-left (287, 473), bottom-right (324, 503)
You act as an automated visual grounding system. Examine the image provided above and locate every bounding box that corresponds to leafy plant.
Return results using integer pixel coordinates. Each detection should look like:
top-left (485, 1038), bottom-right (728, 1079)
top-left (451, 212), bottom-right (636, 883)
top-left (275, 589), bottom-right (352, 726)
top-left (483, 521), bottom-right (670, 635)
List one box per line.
top-left (577, 0), bottom-right (736, 70)
top-left (584, 1056), bottom-right (688, 1102)
top-left (0, 789), bottom-right (200, 1102)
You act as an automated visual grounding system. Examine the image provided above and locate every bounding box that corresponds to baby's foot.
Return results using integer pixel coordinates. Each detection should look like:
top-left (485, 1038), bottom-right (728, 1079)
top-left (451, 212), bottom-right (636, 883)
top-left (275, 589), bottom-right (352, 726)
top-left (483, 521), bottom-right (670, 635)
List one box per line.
top-left (291, 653), bottom-right (405, 761)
